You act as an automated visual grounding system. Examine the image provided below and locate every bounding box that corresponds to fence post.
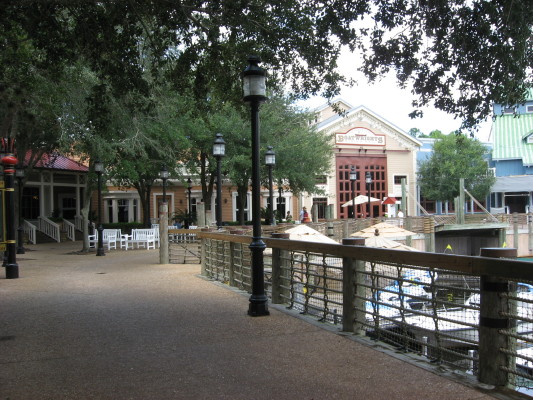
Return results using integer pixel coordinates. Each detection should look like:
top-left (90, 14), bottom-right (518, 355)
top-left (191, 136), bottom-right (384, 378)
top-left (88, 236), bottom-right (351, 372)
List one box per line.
top-left (271, 233), bottom-right (290, 304)
top-left (478, 247), bottom-right (517, 387)
top-left (342, 237), bottom-right (365, 333)
top-left (159, 203), bottom-right (169, 264)
top-left (527, 213), bottom-right (533, 251)
top-left (513, 213), bottom-right (519, 250)
top-left (200, 237), bottom-right (207, 276)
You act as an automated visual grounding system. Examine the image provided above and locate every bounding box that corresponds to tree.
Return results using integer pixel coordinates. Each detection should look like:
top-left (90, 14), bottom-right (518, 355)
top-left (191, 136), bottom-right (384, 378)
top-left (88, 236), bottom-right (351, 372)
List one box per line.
top-left (3, 1), bottom-right (531, 131)
top-left (417, 134), bottom-right (495, 202)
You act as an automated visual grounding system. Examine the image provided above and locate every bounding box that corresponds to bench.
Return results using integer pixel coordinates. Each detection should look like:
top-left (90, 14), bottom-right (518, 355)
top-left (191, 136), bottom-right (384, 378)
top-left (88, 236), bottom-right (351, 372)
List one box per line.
top-left (124, 228), bottom-right (156, 250)
top-left (88, 229), bottom-right (119, 250)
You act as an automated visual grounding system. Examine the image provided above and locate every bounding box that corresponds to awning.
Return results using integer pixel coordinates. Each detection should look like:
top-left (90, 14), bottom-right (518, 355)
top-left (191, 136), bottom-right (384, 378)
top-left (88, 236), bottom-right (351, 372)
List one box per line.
top-left (491, 175), bottom-right (533, 192)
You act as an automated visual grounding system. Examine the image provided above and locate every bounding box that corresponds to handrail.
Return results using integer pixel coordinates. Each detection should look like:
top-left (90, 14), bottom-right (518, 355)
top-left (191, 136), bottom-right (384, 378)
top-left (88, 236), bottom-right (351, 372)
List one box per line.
top-left (23, 219), bottom-right (37, 245)
top-left (197, 231), bottom-right (533, 284)
top-left (63, 219), bottom-right (76, 241)
top-left (38, 216), bottom-right (61, 242)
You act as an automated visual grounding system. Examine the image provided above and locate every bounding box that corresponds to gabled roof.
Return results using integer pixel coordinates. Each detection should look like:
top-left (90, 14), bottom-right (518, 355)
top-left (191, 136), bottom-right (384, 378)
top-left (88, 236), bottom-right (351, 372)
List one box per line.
top-left (492, 114), bottom-right (533, 166)
top-left (23, 151), bottom-right (89, 172)
top-left (315, 102), bottom-right (422, 150)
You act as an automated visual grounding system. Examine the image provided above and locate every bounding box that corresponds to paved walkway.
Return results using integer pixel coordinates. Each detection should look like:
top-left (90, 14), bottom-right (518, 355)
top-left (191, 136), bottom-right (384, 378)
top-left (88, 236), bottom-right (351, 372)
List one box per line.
top-left (0, 241), bottom-right (512, 399)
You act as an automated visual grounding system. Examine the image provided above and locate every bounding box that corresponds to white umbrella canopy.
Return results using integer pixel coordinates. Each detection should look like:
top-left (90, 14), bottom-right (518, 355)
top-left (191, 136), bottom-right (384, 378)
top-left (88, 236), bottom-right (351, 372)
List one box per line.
top-left (341, 195), bottom-right (380, 208)
top-left (364, 235), bottom-right (419, 251)
top-left (352, 222), bottom-right (416, 238)
top-left (283, 224), bottom-right (339, 244)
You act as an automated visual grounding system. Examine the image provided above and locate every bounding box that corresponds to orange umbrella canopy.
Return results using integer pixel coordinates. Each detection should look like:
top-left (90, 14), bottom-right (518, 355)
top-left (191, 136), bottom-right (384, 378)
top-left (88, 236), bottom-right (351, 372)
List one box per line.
top-left (382, 197), bottom-right (397, 205)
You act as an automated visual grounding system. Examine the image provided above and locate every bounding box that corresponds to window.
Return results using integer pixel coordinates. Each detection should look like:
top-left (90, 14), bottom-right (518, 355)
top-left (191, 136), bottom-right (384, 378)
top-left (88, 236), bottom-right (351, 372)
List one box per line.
top-left (503, 107), bottom-right (515, 114)
top-left (315, 175), bottom-right (327, 185)
top-left (393, 175), bottom-right (407, 197)
top-left (107, 200), bottom-right (113, 223)
top-left (118, 199), bottom-right (129, 223)
top-left (313, 198), bottom-right (328, 219)
top-left (527, 105), bottom-right (533, 113)
top-left (394, 175), bottom-right (407, 185)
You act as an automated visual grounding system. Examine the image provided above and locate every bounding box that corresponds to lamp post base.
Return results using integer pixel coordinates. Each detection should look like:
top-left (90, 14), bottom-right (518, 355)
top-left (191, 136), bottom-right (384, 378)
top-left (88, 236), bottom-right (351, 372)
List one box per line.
top-left (96, 248), bottom-right (105, 256)
top-left (248, 295), bottom-right (270, 317)
top-left (5, 263), bottom-right (19, 279)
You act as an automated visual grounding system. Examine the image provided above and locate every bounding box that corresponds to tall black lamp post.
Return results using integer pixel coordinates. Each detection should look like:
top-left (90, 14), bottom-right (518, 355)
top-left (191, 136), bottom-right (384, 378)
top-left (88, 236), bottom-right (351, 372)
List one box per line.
top-left (243, 55), bottom-right (269, 316)
top-left (3, 155), bottom-right (19, 278)
top-left (265, 146), bottom-right (275, 225)
top-left (15, 165), bottom-right (25, 254)
top-left (95, 160), bottom-right (105, 256)
top-left (350, 166), bottom-right (357, 220)
top-left (213, 133), bottom-right (225, 230)
top-left (187, 177), bottom-right (192, 228)
top-left (366, 171), bottom-right (373, 219)
top-left (159, 165), bottom-right (169, 204)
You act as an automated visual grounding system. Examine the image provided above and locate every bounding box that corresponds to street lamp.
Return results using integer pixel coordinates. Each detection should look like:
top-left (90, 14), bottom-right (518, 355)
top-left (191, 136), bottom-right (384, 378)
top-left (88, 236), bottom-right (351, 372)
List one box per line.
top-left (159, 164), bottom-right (169, 204)
top-left (15, 165), bottom-right (25, 254)
top-left (350, 166), bottom-right (357, 221)
top-left (2, 155), bottom-right (19, 278)
top-left (243, 55), bottom-right (269, 316)
top-left (265, 146), bottom-right (275, 225)
top-left (366, 171), bottom-right (373, 219)
top-left (187, 177), bottom-right (192, 228)
top-left (94, 160), bottom-right (105, 256)
top-left (213, 133), bottom-right (225, 230)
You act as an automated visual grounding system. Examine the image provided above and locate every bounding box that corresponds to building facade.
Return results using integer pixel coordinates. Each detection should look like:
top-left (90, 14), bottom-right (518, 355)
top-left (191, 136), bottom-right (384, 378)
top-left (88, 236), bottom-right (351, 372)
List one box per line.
top-left (490, 90), bottom-right (533, 213)
top-left (303, 100), bottom-right (421, 219)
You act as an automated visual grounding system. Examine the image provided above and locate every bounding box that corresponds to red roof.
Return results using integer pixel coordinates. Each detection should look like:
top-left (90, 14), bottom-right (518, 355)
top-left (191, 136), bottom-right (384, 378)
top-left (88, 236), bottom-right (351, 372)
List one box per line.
top-left (23, 151), bottom-right (88, 172)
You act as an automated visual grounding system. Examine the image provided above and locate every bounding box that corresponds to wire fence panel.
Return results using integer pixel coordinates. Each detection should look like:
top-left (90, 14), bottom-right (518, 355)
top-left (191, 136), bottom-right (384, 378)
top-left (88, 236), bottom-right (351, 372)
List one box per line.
top-left (198, 231), bottom-right (533, 395)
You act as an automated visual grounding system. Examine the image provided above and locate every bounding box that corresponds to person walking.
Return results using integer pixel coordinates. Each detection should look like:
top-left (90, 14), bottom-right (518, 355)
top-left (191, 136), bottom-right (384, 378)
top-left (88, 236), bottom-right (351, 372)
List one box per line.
top-left (300, 206), bottom-right (311, 223)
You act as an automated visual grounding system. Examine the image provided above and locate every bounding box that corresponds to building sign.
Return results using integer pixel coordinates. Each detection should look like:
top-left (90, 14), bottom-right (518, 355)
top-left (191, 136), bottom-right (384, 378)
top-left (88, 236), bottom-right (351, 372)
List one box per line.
top-left (335, 127), bottom-right (386, 146)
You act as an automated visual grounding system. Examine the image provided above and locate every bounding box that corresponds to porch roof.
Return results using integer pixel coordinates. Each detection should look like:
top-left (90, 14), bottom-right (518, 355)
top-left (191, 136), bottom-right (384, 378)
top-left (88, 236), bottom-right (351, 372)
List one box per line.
top-left (492, 114), bottom-right (533, 165)
top-left (23, 151), bottom-right (88, 172)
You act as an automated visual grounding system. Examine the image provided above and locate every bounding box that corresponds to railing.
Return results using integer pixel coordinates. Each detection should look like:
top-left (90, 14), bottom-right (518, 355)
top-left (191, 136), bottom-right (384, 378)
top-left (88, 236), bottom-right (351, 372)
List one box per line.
top-left (63, 219), bottom-right (76, 241)
top-left (198, 231), bottom-right (533, 395)
top-left (23, 219), bottom-right (37, 244)
top-left (168, 228), bottom-right (201, 264)
top-left (38, 216), bottom-right (60, 242)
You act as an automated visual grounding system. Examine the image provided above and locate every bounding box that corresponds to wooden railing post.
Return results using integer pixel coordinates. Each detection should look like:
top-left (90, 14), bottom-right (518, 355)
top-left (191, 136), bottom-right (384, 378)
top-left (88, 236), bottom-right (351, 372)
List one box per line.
top-left (478, 247), bottom-right (517, 387)
top-left (159, 203), bottom-right (169, 264)
top-left (200, 236), bottom-right (207, 276)
top-left (513, 213), bottom-right (519, 250)
top-left (342, 237), bottom-right (365, 333)
top-left (271, 233), bottom-right (289, 304)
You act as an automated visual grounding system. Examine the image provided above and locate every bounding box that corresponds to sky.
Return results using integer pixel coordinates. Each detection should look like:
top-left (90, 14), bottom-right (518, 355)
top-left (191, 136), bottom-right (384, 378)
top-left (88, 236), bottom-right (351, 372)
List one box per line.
top-left (297, 51), bottom-right (493, 142)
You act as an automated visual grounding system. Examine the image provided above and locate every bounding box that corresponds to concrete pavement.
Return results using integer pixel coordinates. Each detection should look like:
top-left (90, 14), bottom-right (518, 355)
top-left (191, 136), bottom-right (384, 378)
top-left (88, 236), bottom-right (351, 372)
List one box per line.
top-left (0, 241), bottom-right (515, 399)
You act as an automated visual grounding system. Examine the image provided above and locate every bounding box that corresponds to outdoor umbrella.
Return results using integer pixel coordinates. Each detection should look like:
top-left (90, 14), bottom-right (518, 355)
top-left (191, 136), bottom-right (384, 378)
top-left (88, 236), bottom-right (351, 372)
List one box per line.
top-left (341, 195), bottom-right (380, 208)
top-left (363, 235), bottom-right (419, 251)
top-left (352, 222), bottom-right (415, 238)
top-left (284, 224), bottom-right (339, 244)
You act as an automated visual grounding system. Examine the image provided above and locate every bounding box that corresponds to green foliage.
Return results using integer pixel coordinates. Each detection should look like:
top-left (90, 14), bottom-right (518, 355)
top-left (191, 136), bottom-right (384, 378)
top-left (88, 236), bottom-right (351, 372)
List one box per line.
top-left (2, 1), bottom-right (531, 132)
top-left (418, 134), bottom-right (495, 202)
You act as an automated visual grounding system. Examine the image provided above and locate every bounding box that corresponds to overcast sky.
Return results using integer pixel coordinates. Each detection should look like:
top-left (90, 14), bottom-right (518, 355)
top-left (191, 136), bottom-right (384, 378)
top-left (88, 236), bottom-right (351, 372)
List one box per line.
top-left (297, 50), bottom-right (493, 142)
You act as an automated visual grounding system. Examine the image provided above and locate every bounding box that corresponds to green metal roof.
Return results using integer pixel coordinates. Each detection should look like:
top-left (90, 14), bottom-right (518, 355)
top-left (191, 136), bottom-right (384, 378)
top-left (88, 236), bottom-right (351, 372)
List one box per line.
top-left (492, 113), bottom-right (533, 165)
